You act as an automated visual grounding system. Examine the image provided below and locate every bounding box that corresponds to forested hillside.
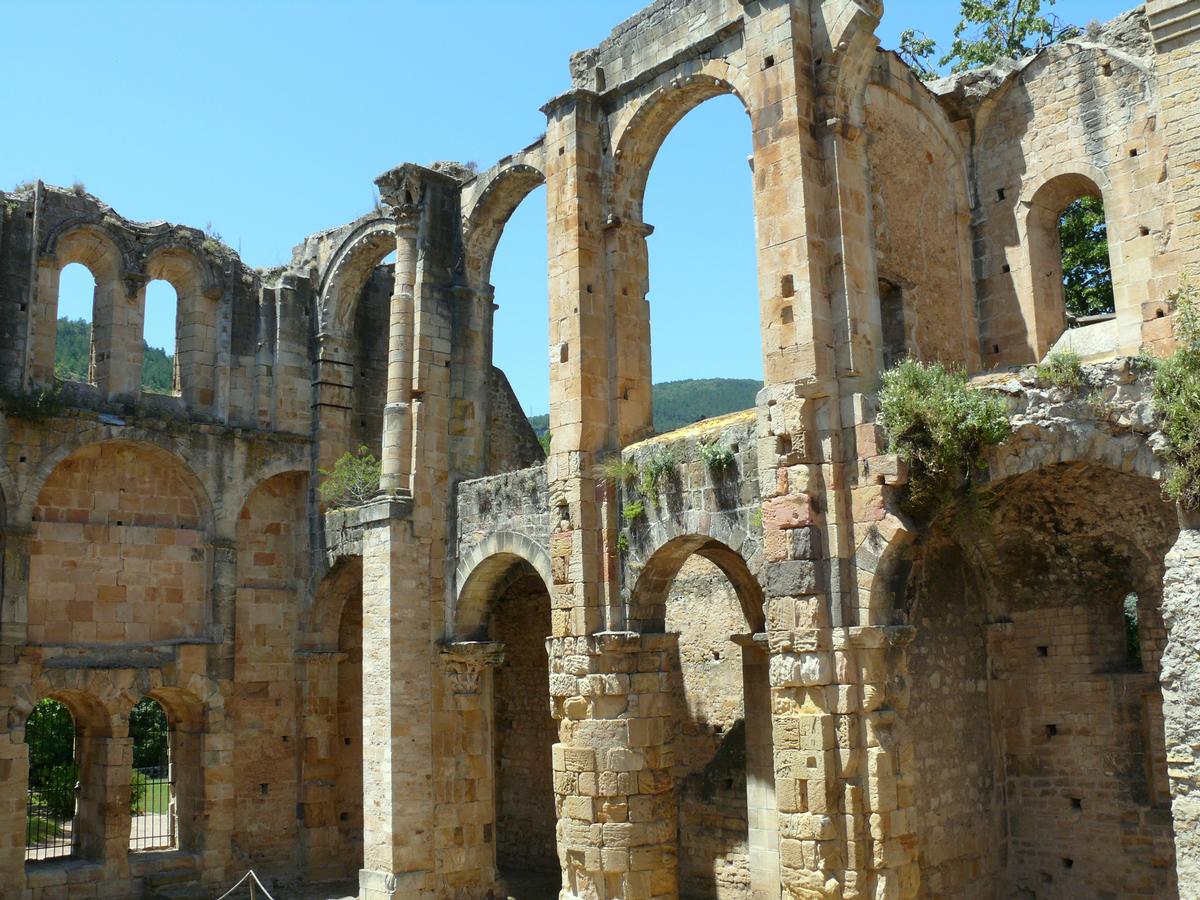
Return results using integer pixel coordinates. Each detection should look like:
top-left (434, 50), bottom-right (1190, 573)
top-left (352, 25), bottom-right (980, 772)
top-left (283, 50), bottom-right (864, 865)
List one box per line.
top-left (55, 318), bottom-right (174, 393)
top-left (527, 377), bottom-right (761, 437)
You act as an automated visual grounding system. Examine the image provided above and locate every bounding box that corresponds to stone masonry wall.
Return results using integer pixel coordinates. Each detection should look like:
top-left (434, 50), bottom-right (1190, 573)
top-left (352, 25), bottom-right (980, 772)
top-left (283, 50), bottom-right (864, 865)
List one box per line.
top-left (666, 556), bottom-right (751, 899)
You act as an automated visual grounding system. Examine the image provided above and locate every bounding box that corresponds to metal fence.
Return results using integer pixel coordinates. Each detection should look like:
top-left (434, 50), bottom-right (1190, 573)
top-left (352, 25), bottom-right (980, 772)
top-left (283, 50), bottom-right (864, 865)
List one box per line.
top-left (25, 765), bottom-right (78, 861)
top-left (130, 698), bottom-right (176, 851)
top-left (25, 700), bottom-right (78, 862)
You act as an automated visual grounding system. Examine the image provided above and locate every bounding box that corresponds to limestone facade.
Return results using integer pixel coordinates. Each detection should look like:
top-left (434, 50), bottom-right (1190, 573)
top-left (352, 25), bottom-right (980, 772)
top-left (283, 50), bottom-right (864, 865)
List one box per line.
top-left (2, 0), bottom-right (1200, 898)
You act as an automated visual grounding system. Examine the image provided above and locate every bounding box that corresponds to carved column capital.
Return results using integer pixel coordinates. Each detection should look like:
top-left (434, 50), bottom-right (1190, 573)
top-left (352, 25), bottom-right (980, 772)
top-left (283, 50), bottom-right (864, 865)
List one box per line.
top-left (439, 640), bottom-right (505, 694)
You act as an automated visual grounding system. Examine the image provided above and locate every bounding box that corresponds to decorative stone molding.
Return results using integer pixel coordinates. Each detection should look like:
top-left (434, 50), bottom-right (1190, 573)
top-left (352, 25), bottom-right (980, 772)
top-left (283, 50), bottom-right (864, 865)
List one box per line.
top-left (439, 640), bottom-right (505, 694)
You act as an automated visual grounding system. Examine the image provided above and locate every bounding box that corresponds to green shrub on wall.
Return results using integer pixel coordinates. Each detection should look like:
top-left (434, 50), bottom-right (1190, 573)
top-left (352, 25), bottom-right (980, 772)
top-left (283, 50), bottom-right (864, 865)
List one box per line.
top-left (878, 358), bottom-right (1011, 521)
top-left (1151, 280), bottom-right (1200, 509)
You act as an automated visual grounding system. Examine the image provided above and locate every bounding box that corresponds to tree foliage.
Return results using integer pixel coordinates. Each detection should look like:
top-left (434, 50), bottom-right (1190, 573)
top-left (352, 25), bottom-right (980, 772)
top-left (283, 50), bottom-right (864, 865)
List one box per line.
top-left (318, 446), bottom-right (381, 508)
top-left (1059, 197), bottom-right (1114, 317)
top-left (899, 0), bottom-right (1078, 78)
top-left (130, 698), bottom-right (168, 771)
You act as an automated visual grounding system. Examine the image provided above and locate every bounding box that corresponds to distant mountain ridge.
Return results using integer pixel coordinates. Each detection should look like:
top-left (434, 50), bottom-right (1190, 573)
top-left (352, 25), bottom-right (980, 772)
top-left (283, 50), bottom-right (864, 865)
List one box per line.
top-left (527, 377), bottom-right (761, 436)
top-left (55, 317), bottom-right (174, 393)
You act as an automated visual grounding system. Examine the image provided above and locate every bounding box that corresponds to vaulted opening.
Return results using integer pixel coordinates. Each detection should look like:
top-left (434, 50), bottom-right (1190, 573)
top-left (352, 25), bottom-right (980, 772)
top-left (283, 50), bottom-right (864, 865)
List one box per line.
top-left (632, 536), bottom-right (777, 900)
top-left (903, 462), bottom-right (1177, 897)
top-left (129, 696), bottom-right (176, 851)
top-left (487, 182), bottom-right (550, 468)
top-left (25, 699), bottom-right (79, 863)
top-left (487, 560), bottom-right (558, 894)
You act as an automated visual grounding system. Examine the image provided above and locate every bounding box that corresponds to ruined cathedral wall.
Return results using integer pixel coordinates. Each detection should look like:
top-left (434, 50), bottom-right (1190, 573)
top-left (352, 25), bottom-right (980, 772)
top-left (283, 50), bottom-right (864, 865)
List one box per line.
top-left (863, 55), bottom-right (978, 369)
top-left (0, 184), bottom-right (330, 896)
top-left (963, 15), bottom-right (1178, 368)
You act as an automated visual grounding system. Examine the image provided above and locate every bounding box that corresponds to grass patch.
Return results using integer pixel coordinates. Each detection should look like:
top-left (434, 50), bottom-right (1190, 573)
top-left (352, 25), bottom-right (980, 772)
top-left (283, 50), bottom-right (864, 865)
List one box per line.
top-left (637, 445), bottom-right (679, 496)
top-left (26, 814), bottom-right (65, 844)
top-left (878, 358), bottom-right (1011, 522)
top-left (1036, 349), bottom-right (1083, 389)
top-left (132, 775), bottom-right (170, 815)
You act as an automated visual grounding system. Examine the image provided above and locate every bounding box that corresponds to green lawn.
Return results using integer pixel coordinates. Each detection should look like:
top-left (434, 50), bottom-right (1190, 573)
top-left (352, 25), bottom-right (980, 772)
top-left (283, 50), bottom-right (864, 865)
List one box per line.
top-left (133, 777), bottom-right (171, 815)
top-left (26, 814), bottom-right (65, 844)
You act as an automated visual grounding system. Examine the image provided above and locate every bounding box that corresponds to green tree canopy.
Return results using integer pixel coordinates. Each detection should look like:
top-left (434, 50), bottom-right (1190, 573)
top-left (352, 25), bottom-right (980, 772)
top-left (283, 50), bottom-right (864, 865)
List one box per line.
top-left (899, 0), bottom-right (1079, 78)
top-left (1059, 197), bottom-right (1114, 317)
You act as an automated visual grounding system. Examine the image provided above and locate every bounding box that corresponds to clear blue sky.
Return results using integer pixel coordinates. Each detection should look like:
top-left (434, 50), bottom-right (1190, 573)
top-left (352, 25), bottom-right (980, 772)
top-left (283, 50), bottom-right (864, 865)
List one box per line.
top-left (7, 0), bottom-right (1130, 414)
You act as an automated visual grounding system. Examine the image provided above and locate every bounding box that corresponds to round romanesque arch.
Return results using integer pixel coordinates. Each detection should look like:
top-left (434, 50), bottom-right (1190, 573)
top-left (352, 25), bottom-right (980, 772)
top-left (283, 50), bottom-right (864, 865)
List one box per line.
top-left (316, 216), bottom-right (397, 337)
top-left (626, 520), bottom-right (764, 633)
top-left (18, 431), bottom-right (217, 531)
top-left (42, 220), bottom-right (136, 276)
top-left (864, 371), bottom-right (1166, 620)
top-left (609, 62), bottom-right (751, 222)
top-left (304, 555), bottom-right (364, 649)
top-left (462, 162), bottom-right (546, 289)
top-left (453, 531), bottom-right (553, 640)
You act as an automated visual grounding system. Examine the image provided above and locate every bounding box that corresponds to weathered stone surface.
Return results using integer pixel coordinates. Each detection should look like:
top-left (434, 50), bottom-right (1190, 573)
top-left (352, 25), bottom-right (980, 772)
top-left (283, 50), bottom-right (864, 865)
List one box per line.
top-left (1, 2), bottom-right (1198, 899)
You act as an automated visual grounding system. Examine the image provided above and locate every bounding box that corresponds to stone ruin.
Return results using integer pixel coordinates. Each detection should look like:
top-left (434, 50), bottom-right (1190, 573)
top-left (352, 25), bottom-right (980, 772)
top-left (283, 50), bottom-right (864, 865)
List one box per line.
top-left (1, 0), bottom-right (1199, 897)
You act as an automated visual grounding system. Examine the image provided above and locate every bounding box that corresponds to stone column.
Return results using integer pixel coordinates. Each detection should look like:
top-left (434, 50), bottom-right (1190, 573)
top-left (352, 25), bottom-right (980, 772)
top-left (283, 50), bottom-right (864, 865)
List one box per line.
top-left (379, 201), bottom-right (420, 496)
top-left (604, 218), bottom-right (655, 447)
top-left (357, 496), bottom-right (435, 899)
top-left (734, 634), bottom-right (781, 900)
top-left (548, 631), bottom-right (678, 900)
top-left (436, 641), bottom-right (505, 892)
top-left (1160, 525), bottom-right (1200, 892)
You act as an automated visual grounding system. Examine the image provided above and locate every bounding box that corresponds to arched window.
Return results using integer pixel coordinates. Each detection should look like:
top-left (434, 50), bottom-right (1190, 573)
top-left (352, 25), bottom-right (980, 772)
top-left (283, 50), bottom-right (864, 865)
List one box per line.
top-left (1058, 197), bottom-right (1114, 321)
top-left (490, 183), bottom-right (550, 463)
top-left (25, 699), bottom-right (78, 862)
top-left (129, 697), bottom-right (176, 851)
top-left (54, 263), bottom-right (97, 384)
top-left (142, 281), bottom-right (179, 395)
top-left (1027, 174), bottom-right (1115, 357)
top-left (636, 92), bottom-right (761, 438)
top-left (1123, 592), bottom-right (1142, 671)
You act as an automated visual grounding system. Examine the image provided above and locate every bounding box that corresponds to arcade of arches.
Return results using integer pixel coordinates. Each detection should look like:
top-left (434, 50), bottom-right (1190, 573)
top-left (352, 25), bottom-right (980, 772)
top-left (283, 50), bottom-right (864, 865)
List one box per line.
top-left (2, 0), bottom-right (1200, 898)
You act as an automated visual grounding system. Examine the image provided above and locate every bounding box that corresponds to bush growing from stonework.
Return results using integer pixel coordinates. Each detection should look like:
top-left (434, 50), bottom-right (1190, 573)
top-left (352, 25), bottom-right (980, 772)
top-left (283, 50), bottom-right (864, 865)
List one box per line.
top-left (318, 446), bottom-right (381, 508)
top-left (878, 358), bottom-right (1011, 520)
top-left (1036, 349), bottom-right (1083, 389)
top-left (1151, 281), bottom-right (1200, 509)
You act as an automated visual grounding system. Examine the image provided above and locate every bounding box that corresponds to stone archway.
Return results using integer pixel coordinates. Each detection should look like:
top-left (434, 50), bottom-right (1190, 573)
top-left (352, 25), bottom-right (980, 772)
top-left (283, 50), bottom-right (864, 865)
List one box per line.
top-left (901, 461), bottom-right (1179, 898)
top-left (630, 533), bottom-right (778, 900)
top-left (453, 550), bottom-right (559, 895)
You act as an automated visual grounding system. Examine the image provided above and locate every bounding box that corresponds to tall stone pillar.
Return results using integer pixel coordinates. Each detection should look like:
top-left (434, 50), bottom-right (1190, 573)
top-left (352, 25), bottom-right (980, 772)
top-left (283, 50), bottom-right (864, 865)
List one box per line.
top-left (1148, 0), bottom-right (1200, 278)
top-left (380, 198), bottom-right (419, 496)
top-left (1160, 525), bottom-right (1200, 892)
top-left (357, 496), bottom-right (435, 899)
top-left (547, 632), bottom-right (679, 900)
top-left (436, 641), bottom-right (506, 892)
